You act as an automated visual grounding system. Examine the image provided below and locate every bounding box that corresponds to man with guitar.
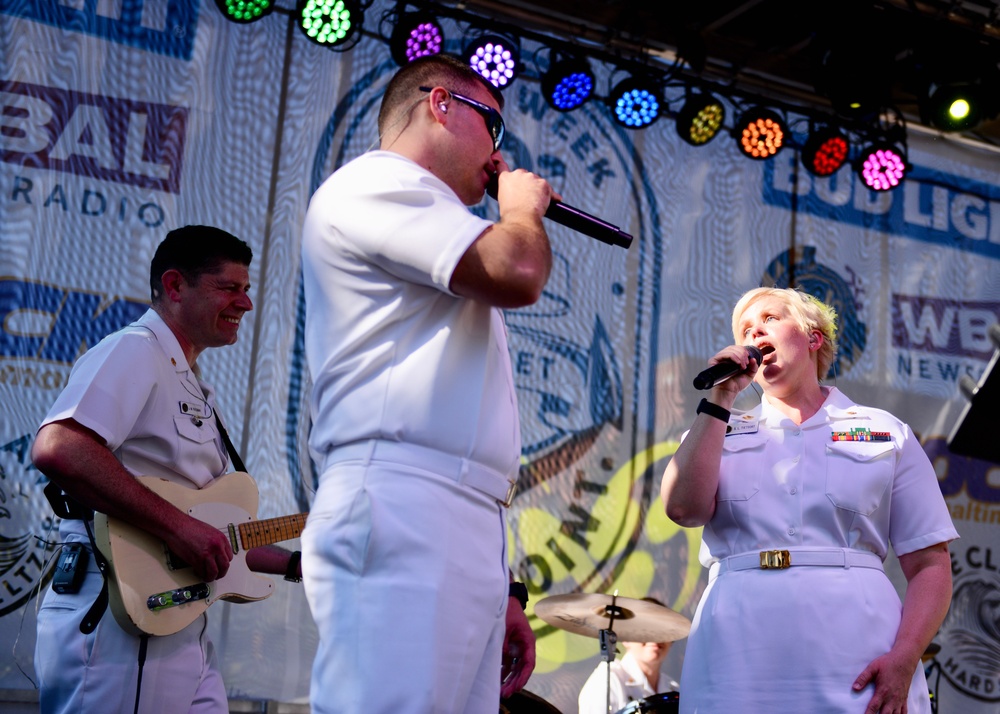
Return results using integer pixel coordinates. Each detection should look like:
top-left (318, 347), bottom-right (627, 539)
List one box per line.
top-left (31, 225), bottom-right (303, 714)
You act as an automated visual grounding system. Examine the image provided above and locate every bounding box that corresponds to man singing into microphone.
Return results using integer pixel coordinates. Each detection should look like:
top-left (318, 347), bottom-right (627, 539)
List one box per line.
top-left (299, 55), bottom-right (555, 713)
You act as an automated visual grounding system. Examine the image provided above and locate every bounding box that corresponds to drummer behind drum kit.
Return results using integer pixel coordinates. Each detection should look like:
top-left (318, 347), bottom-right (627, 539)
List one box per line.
top-left (501, 591), bottom-right (691, 714)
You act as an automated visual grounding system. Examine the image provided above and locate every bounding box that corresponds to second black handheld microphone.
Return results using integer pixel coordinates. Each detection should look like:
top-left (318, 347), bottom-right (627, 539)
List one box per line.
top-left (693, 346), bottom-right (764, 390)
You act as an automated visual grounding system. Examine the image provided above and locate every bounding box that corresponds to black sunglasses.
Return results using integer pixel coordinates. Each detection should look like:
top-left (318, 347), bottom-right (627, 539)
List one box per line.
top-left (419, 86), bottom-right (505, 152)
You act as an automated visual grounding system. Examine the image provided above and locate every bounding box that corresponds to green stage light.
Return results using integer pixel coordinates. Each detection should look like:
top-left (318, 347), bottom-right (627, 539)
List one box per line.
top-left (215, 0), bottom-right (274, 23)
top-left (298, 0), bottom-right (362, 50)
top-left (922, 81), bottom-right (986, 132)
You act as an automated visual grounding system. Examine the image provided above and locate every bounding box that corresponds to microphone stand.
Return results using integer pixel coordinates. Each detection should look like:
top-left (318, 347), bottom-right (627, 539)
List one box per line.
top-left (600, 591), bottom-right (622, 714)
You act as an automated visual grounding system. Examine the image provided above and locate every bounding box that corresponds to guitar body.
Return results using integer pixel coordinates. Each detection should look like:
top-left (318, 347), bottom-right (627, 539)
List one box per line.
top-left (95, 472), bottom-right (276, 637)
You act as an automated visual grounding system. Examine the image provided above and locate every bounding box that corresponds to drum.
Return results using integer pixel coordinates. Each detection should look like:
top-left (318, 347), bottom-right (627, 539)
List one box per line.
top-left (616, 691), bottom-right (679, 714)
top-left (500, 689), bottom-right (563, 714)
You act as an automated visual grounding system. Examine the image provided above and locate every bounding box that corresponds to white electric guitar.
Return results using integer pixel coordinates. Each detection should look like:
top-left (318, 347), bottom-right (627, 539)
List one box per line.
top-left (94, 471), bottom-right (307, 637)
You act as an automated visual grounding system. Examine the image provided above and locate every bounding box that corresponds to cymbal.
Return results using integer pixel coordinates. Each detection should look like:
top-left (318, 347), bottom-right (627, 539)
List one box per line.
top-left (534, 593), bottom-right (691, 643)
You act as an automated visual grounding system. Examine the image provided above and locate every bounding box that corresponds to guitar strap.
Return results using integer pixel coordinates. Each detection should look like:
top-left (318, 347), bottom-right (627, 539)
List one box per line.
top-left (78, 518), bottom-right (111, 634)
top-left (214, 412), bottom-right (247, 472)
top-left (42, 482), bottom-right (111, 634)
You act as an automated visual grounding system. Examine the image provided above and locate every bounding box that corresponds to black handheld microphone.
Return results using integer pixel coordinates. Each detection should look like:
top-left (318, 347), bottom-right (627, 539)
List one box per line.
top-left (693, 346), bottom-right (763, 391)
top-left (486, 176), bottom-right (633, 249)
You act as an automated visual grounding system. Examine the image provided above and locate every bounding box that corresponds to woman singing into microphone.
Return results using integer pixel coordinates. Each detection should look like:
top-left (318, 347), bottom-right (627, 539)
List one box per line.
top-left (661, 287), bottom-right (957, 714)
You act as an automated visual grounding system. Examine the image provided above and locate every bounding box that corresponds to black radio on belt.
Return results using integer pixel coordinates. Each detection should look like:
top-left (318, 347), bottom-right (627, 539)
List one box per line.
top-left (53, 543), bottom-right (89, 594)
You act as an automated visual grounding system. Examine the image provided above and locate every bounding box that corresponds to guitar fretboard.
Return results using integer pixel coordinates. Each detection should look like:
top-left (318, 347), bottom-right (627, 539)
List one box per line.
top-left (238, 513), bottom-right (308, 549)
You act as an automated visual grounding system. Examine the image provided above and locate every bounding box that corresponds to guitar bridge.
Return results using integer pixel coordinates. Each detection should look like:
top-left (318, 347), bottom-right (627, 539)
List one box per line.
top-left (147, 582), bottom-right (210, 611)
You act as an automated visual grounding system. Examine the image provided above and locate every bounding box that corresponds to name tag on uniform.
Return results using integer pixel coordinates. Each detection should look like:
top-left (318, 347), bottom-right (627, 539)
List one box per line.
top-left (178, 400), bottom-right (210, 419)
top-left (726, 414), bottom-right (759, 436)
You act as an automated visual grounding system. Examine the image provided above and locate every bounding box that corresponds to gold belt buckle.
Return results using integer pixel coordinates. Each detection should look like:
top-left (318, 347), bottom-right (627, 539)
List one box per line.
top-left (501, 480), bottom-right (517, 508)
top-left (759, 549), bottom-right (791, 569)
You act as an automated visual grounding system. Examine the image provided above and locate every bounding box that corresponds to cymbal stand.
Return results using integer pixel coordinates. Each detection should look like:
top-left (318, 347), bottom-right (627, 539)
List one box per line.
top-left (600, 591), bottom-right (622, 714)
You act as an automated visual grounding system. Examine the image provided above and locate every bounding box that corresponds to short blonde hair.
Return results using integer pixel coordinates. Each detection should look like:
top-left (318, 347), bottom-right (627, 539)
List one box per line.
top-left (731, 287), bottom-right (839, 380)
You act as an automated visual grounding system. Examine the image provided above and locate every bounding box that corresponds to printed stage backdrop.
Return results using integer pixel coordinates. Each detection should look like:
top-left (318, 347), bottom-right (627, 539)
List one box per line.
top-left (1, 2), bottom-right (999, 712)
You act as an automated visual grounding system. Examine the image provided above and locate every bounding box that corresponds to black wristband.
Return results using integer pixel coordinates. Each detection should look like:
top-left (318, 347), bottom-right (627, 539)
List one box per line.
top-left (509, 581), bottom-right (528, 610)
top-left (284, 550), bottom-right (302, 583)
top-left (696, 398), bottom-right (731, 424)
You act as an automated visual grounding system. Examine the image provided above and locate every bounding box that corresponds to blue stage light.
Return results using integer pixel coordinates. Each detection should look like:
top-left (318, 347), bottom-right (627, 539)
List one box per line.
top-left (542, 58), bottom-right (595, 112)
top-left (610, 77), bottom-right (661, 128)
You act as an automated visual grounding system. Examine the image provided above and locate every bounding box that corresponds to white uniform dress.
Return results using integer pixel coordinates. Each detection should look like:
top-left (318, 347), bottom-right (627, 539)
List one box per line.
top-left (34, 309), bottom-right (231, 714)
top-left (578, 651), bottom-right (679, 714)
top-left (300, 151), bottom-right (520, 714)
top-left (679, 387), bottom-right (958, 714)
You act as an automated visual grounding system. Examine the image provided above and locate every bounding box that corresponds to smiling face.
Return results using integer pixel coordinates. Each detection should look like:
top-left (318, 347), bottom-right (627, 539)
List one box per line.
top-left (735, 294), bottom-right (820, 394)
top-left (168, 261), bottom-right (253, 362)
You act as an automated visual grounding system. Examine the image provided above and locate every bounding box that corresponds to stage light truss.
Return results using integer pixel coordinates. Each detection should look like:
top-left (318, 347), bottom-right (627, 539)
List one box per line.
top-left (379, 1), bottom-right (913, 192)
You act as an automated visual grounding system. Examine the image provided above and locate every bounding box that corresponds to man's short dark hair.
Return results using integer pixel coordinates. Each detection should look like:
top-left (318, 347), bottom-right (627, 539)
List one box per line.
top-left (149, 225), bottom-right (252, 302)
top-left (378, 54), bottom-right (504, 137)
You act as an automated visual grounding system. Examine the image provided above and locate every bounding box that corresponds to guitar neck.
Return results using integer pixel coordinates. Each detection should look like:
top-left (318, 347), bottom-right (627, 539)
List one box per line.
top-left (238, 513), bottom-right (308, 550)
